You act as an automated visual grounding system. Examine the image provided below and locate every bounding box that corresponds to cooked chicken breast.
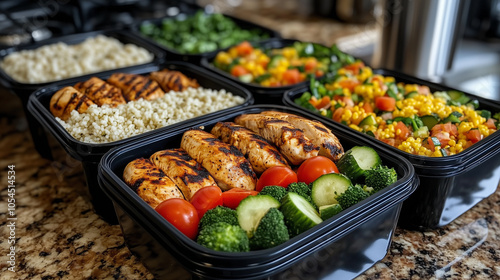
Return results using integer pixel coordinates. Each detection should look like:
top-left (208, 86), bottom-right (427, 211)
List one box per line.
top-left (150, 69), bottom-right (200, 92)
top-left (150, 148), bottom-right (218, 200)
top-left (107, 73), bottom-right (164, 101)
top-left (210, 122), bottom-right (290, 174)
top-left (234, 114), bottom-right (319, 165)
top-left (261, 111), bottom-right (344, 161)
top-left (123, 158), bottom-right (184, 208)
top-left (180, 129), bottom-right (257, 191)
top-left (50, 86), bottom-right (95, 121)
top-left (73, 77), bottom-right (126, 107)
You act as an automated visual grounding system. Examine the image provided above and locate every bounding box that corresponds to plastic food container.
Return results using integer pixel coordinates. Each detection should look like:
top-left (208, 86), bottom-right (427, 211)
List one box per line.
top-left (27, 62), bottom-right (253, 223)
top-left (98, 105), bottom-right (418, 280)
top-left (283, 69), bottom-right (500, 229)
top-left (131, 4), bottom-right (280, 64)
top-left (0, 29), bottom-right (165, 160)
top-left (200, 38), bottom-right (316, 105)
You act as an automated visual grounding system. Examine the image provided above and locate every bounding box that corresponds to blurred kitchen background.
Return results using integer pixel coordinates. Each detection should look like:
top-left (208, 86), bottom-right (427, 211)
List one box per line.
top-left (1, 0), bottom-right (499, 103)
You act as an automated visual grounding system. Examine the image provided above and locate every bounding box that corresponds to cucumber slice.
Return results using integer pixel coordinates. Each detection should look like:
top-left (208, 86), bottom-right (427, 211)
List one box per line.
top-left (236, 195), bottom-right (280, 237)
top-left (319, 204), bottom-right (343, 220)
top-left (421, 115), bottom-right (440, 129)
top-left (281, 192), bottom-right (322, 236)
top-left (405, 91), bottom-right (418, 99)
top-left (311, 173), bottom-right (351, 207)
top-left (238, 73), bottom-right (253, 83)
top-left (336, 146), bottom-right (381, 182)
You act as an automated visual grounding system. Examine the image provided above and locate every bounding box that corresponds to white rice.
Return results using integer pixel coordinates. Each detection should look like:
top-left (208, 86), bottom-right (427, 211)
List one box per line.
top-left (55, 87), bottom-right (245, 144)
top-left (0, 35), bottom-right (154, 83)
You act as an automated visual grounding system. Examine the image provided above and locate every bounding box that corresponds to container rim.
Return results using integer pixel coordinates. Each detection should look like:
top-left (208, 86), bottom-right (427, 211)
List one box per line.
top-left (26, 61), bottom-right (254, 161)
top-left (0, 29), bottom-right (166, 92)
top-left (98, 104), bottom-right (418, 277)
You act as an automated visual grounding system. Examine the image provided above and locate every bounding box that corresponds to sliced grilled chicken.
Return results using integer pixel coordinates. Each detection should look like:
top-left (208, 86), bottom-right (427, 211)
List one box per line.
top-left (150, 148), bottom-right (218, 200)
top-left (123, 158), bottom-right (184, 208)
top-left (73, 77), bottom-right (126, 107)
top-left (107, 73), bottom-right (164, 102)
top-left (261, 111), bottom-right (344, 161)
top-left (150, 69), bottom-right (200, 92)
top-left (50, 86), bottom-right (95, 121)
top-left (234, 114), bottom-right (319, 165)
top-left (210, 122), bottom-right (290, 174)
top-left (180, 128), bottom-right (257, 191)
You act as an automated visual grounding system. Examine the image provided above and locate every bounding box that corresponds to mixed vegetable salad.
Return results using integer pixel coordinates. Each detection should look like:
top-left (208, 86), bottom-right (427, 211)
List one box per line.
top-left (139, 11), bottom-right (271, 54)
top-left (213, 40), bottom-right (356, 87)
top-left (155, 146), bottom-right (397, 252)
top-left (294, 62), bottom-right (500, 157)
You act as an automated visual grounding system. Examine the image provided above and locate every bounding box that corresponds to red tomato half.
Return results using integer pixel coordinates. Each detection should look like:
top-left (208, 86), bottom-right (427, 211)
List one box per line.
top-left (256, 166), bottom-right (298, 192)
top-left (190, 186), bottom-right (223, 218)
top-left (155, 198), bottom-right (199, 240)
top-left (222, 188), bottom-right (259, 209)
top-left (297, 156), bottom-right (339, 185)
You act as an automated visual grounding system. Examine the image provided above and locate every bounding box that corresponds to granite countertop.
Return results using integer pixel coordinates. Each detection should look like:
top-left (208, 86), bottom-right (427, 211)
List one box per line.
top-left (1, 3), bottom-right (500, 280)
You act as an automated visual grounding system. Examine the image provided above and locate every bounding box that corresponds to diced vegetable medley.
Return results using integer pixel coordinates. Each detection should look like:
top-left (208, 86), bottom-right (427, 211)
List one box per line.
top-left (213, 41), bottom-right (356, 87)
top-left (294, 62), bottom-right (500, 157)
top-left (140, 11), bottom-right (270, 54)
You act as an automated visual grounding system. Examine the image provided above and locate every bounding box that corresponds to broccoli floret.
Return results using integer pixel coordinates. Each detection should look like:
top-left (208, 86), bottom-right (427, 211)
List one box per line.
top-left (337, 184), bottom-right (369, 209)
top-left (362, 185), bottom-right (375, 195)
top-left (197, 222), bottom-right (250, 252)
top-left (199, 206), bottom-right (239, 230)
top-left (259, 185), bottom-right (288, 202)
top-left (249, 208), bottom-right (289, 250)
top-left (364, 165), bottom-right (397, 192)
top-left (287, 182), bottom-right (314, 205)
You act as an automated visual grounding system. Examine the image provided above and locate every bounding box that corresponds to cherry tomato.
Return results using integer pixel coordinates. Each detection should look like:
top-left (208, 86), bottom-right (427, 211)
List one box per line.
top-left (190, 186), bottom-right (223, 218)
top-left (282, 69), bottom-right (301, 85)
top-left (297, 156), bottom-right (339, 185)
top-left (230, 65), bottom-right (249, 77)
top-left (235, 41), bottom-right (254, 56)
top-left (155, 198), bottom-right (199, 240)
top-left (256, 166), bottom-right (298, 192)
top-left (222, 188), bottom-right (259, 209)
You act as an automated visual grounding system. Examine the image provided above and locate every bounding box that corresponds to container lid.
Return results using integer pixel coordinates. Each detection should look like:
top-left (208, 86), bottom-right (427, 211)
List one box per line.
top-left (98, 104), bottom-right (418, 279)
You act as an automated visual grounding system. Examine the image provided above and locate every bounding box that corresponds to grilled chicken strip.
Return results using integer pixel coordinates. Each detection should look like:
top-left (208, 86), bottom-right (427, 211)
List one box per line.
top-left (261, 111), bottom-right (344, 161)
top-left (150, 148), bottom-right (218, 200)
top-left (73, 77), bottom-right (126, 107)
top-left (123, 158), bottom-right (184, 208)
top-left (150, 69), bottom-right (200, 92)
top-left (180, 128), bottom-right (257, 191)
top-left (107, 73), bottom-right (164, 101)
top-left (50, 86), bottom-right (95, 121)
top-left (210, 122), bottom-right (290, 174)
top-left (235, 114), bottom-right (319, 165)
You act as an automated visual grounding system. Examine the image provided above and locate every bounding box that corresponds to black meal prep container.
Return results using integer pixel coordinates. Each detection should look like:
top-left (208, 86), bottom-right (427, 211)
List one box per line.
top-left (283, 69), bottom-right (500, 230)
top-left (0, 29), bottom-right (166, 160)
top-left (130, 3), bottom-right (280, 64)
top-left (98, 104), bottom-right (418, 280)
top-left (200, 38), bottom-right (314, 105)
top-left (26, 61), bottom-right (253, 224)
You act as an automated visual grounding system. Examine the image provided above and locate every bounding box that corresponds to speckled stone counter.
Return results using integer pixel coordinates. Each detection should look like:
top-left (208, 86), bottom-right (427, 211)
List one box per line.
top-left (1, 3), bottom-right (500, 279)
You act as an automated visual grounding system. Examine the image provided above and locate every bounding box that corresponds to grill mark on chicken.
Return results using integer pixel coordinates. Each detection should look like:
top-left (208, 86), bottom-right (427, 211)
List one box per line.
top-left (150, 148), bottom-right (218, 200)
top-left (260, 111), bottom-right (344, 162)
top-left (180, 129), bottom-right (257, 190)
top-left (123, 158), bottom-right (184, 208)
top-left (73, 77), bottom-right (126, 107)
top-left (150, 69), bottom-right (200, 92)
top-left (235, 113), bottom-right (319, 165)
top-left (108, 73), bottom-right (164, 102)
top-left (50, 86), bottom-right (95, 121)
top-left (210, 122), bottom-right (290, 173)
